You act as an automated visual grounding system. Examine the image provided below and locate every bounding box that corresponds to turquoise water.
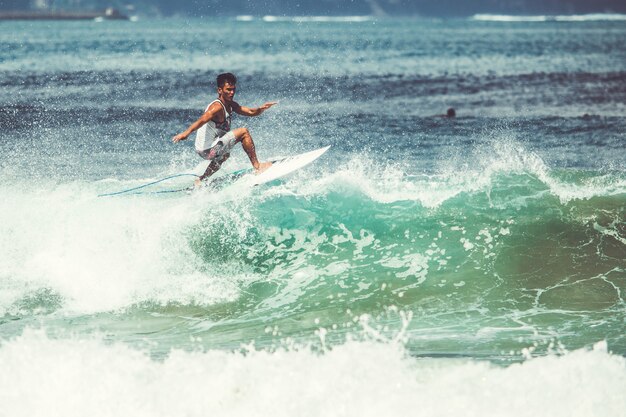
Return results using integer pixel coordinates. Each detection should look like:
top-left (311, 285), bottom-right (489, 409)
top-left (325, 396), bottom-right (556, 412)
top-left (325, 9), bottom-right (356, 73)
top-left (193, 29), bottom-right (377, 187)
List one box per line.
top-left (1, 17), bottom-right (625, 416)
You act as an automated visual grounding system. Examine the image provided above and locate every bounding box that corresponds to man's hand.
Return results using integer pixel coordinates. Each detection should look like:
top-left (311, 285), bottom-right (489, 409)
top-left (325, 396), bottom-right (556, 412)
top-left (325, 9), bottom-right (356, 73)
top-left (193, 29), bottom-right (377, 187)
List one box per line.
top-left (259, 101), bottom-right (278, 111)
top-left (172, 133), bottom-right (188, 143)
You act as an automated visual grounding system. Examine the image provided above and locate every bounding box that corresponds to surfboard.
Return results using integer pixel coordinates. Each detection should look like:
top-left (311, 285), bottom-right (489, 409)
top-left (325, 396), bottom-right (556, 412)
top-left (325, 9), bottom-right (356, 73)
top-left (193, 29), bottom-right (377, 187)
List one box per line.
top-left (197, 145), bottom-right (330, 190)
top-left (248, 145), bottom-right (330, 186)
top-left (98, 146), bottom-right (329, 197)
top-left (98, 145), bottom-right (330, 197)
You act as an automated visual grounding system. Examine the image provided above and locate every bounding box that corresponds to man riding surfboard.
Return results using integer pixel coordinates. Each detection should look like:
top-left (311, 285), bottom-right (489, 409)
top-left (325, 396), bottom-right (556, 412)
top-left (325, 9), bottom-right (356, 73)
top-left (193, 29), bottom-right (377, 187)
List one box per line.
top-left (172, 73), bottom-right (276, 186)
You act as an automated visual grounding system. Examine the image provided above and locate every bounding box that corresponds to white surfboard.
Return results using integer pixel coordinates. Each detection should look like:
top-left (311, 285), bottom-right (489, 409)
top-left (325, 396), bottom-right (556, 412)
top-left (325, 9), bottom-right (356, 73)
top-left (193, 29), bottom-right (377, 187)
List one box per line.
top-left (249, 145), bottom-right (330, 186)
top-left (193, 145), bottom-right (330, 190)
top-left (98, 146), bottom-right (330, 197)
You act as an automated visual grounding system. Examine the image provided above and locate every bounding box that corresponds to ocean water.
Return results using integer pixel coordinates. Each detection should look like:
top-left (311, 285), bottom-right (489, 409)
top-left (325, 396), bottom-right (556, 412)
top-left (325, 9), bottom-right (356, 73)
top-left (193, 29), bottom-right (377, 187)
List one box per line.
top-left (1, 16), bottom-right (625, 416)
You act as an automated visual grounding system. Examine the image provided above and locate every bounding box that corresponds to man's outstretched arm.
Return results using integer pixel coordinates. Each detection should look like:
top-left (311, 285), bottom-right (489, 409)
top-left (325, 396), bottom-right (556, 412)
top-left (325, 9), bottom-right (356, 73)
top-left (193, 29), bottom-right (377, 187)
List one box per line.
top-left (233, 101), bottom-right (278, 117)
top-left (172, 103), bottom-right (221, 143)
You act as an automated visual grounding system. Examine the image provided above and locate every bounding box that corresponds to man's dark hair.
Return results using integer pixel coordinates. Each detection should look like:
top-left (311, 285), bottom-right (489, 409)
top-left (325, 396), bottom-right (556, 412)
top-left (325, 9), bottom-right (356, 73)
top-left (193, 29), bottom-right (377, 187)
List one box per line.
top-left (217, 73), bottom-right (237, 88)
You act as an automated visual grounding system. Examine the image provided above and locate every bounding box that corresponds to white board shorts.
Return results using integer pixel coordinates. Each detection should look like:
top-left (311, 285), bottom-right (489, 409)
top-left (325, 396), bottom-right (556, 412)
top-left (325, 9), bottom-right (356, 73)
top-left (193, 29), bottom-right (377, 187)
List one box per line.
top-left (195, 130), bottom-right (237, 163)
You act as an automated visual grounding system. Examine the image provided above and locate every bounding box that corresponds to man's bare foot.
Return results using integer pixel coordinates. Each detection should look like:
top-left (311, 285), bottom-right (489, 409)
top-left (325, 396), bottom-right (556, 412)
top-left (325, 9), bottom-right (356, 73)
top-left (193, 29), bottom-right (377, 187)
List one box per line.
top-left (194, 178), bottom-right (203, 187)
top-left (255, 161), bottom-right (272, 174)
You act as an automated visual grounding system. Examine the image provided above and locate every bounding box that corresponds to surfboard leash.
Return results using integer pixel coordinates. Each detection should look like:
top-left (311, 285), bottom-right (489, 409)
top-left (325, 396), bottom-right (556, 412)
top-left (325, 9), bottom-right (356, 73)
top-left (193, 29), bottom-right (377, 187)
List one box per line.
top-left (97, 173), bottom-right (199, 197)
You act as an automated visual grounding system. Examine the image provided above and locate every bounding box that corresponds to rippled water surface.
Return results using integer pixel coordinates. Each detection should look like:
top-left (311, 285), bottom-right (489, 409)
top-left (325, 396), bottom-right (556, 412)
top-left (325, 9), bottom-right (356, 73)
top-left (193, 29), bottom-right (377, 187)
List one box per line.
top-left (1, 17), bottom-right (625, 416)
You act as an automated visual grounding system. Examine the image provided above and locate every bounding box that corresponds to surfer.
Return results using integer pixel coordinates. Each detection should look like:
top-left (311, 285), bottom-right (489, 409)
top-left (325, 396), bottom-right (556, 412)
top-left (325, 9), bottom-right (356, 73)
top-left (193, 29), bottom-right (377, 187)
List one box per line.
top-left (172, 72), bottom-right (276, 186)
top-left (431, 107), bottom-right (456, 118)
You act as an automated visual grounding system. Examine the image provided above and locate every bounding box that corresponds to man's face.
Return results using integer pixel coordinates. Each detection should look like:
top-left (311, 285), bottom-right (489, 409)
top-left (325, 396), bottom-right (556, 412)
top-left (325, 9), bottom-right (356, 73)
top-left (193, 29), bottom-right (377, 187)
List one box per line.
top-left (219, 82), bottom-right (236, 102)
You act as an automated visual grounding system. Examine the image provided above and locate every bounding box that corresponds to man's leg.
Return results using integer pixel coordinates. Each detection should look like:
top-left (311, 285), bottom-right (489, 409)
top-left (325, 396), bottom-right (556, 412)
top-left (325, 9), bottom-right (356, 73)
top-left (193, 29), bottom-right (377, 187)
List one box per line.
top-left (195, 159), bottom-right (221, 186)
top-left (231, 127), bottom-right (272, 173)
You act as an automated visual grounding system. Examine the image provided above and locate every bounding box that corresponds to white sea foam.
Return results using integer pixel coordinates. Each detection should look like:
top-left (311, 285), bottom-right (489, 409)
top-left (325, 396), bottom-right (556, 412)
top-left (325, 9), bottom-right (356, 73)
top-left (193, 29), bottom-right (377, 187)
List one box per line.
top-left (473, 14), bottom-right (550, 22)
top-left (0, 182), bottom-right (259, 315)
top-left (472, 13), bottom-right (626, 22)
top-left (262, 15), bottom-right (374, 23)
top-left (0, 329), bottom-right (624, 417)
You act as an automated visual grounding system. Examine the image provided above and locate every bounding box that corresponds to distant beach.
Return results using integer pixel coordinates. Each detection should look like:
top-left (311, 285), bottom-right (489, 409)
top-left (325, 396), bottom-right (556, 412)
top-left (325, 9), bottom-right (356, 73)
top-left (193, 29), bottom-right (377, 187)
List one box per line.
top-left (0, 8), bottom-right (128, 20)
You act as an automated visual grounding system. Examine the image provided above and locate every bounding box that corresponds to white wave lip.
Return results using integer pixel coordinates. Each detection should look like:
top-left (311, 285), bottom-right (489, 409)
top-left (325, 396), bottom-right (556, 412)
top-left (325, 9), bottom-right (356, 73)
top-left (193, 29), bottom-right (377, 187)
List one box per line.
top-left (289, 139), bottom-right (626, 208)
top-left (1, 330), bottom-right (625, 417)
top-left (262, 15), bottom-right (374, 23)
top-left (472, 13), bottom-right (626, 22)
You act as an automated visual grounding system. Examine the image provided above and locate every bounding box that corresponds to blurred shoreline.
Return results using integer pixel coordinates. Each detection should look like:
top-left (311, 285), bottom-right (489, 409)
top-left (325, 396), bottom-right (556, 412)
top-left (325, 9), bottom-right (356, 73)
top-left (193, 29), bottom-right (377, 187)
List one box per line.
top-left (0, 8), bottom-right (128, 21)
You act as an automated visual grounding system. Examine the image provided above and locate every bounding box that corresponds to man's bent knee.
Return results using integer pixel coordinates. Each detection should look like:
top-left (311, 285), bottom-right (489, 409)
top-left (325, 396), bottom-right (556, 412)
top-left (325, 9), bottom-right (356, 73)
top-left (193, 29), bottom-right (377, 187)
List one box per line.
top-left (233, 127), bottom-right (250, 139)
